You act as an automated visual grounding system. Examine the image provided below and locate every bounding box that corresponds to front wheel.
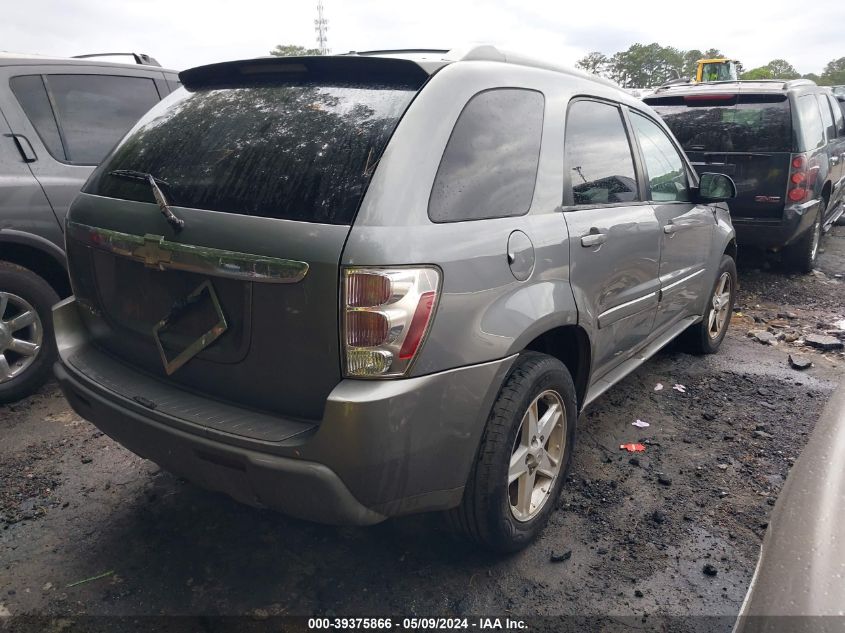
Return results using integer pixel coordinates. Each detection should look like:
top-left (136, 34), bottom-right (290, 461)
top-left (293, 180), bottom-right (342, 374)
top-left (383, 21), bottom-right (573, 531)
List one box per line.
top-left (448, 352), bottom-right (577, 552)
top-left (684, 254), bottom-right (737, 355)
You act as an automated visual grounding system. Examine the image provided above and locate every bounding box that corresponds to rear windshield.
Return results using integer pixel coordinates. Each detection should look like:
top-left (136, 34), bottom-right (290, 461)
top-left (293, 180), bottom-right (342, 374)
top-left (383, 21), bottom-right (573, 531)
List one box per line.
top-left (647, 95), bottom-right (792, 153)
top-left (83, 82), bottom-right (418, 225)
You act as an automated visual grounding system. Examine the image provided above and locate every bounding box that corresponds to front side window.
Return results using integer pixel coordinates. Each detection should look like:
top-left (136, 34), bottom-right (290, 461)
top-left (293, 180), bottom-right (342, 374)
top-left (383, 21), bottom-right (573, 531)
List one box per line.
top-left (797, 94), bottom-right (825, 150)
top-left (565, 100), bottom-right (639, 206)
top-left (47, 74), bottom-right (161, 164)
top-left (630, 112), bottom-right (689, 202)
top-left (428, 89), bottom-right (544, 223)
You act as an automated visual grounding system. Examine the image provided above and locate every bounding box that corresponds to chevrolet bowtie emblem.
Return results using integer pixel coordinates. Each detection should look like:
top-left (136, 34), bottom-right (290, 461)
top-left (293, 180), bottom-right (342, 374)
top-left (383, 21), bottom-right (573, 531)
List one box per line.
top-left (137, 234), bottom-right (173, 269)
top-left (152, 280), bottom-right (228, 375)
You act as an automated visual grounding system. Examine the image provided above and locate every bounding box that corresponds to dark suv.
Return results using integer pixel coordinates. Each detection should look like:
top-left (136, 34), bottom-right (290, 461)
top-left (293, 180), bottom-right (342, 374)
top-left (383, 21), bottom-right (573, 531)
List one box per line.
top-left (645, 80), bottom-right (845, 271)
top-left (0, 53), bottom-right (178, 402)
top-left (53, 47), bottom-right (738, 551)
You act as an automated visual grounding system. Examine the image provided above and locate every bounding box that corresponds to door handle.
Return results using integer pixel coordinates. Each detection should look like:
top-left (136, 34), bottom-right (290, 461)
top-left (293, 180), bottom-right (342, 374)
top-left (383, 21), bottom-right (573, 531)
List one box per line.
top-left (580, 232), bottom-right (607, 247)
top-left (832, 155), bottom-right (841, 166)
top-left (664, 221), bottom-right (695, 234)
top-left (4, 134), bottom-right (37, 163)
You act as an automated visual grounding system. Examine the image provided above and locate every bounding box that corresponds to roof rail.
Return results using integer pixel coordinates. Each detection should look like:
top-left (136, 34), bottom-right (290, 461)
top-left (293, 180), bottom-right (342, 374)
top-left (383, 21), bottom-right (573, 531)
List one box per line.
top-left (784, 78), bottom-right (816, 89)
top-left (72, 53), bottom-right (161, 67)
top-left (344, 49), bottom-right (449, 57)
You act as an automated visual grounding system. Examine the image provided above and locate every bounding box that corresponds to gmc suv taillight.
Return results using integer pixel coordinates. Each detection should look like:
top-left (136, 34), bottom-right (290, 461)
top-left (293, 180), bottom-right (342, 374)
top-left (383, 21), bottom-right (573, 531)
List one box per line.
top-left (342, 267), bottom-right (441, 378)
top-left (787, 154), bottom-right (809, 202)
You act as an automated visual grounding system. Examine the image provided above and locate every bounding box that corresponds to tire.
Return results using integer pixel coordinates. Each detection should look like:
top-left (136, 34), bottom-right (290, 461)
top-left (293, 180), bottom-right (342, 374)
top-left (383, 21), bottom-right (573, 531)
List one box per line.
top-left (684, 254), bottom-right (737, 355)
top-left (785, 200), bottom-right (824, 273)
top-left (448, 352), bottom-right (578, 553)
top-left (0, 261), bottom-right (59, 403)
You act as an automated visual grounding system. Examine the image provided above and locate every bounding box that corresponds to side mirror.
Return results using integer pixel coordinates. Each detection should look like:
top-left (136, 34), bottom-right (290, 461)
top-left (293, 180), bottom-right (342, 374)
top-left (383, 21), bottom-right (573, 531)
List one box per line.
top-left (698, 172), bottom-right (736, 201)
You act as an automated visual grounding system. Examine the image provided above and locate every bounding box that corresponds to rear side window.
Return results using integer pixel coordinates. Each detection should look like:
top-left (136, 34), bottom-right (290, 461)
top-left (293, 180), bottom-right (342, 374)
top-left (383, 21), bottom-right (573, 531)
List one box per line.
top-left (647, 95), bottom-right (792, 153)
top-left (630, 112), bottom-right (689, 202)
top-left (428, 89), bottom-right (544, 223)
top-left (796, 94), bottom-right (825, 150)
top-left (47, 75), bottom-right (161, 164)
top-left (827, 94), bottom-right (844, 135)
top-left (817, 94), bottom-right (836, 141)
top-left (9, 75), bottom-right (64, 159)
top-left (86, 83), bottom-right (418, 225)
top-left (565, 100), bottom-right (639, 206)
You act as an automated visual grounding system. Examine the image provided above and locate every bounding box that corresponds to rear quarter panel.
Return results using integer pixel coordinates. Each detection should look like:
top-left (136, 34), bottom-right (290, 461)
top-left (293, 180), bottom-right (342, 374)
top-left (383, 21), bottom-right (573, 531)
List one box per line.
top-left (344, 61), bottom-right (583, 376)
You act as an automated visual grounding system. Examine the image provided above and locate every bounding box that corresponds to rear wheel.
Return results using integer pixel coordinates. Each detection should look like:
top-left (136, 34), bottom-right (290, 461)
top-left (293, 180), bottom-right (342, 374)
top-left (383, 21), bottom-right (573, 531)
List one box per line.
top-left (449, 352), bottom-right (577, 552)
top-left (684, 254), bottom-right (736, 355)
top-left (0, 262), bottom-right (59, 403)
top-left (786, 201), bottom-right (824, 273)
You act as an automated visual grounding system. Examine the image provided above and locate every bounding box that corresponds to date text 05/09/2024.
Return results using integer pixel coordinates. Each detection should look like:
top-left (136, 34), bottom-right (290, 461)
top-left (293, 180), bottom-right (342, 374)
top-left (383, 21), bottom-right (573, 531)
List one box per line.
top-left (307, 617), bottom-right (529, 630)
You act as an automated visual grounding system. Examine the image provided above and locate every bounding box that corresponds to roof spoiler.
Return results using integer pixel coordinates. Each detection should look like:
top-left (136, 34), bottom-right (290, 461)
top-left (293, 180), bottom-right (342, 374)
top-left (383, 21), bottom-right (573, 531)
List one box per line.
top-left (72, 53), bottom-right (161, 67)
top-left (179, 55), bottom-right (431, 90)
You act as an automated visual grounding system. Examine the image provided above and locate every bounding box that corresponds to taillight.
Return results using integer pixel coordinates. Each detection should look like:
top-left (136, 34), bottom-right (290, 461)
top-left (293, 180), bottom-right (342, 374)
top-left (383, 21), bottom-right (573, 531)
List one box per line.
top-left (787, 153), bottom-right (808, 203)
top-left (342, 267), bottom-right (440, 378)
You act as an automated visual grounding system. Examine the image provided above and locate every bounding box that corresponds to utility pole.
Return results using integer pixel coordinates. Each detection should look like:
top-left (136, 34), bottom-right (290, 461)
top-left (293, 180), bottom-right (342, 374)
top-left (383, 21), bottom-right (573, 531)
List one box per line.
top-left (315, 0), bottom-right (329, 55)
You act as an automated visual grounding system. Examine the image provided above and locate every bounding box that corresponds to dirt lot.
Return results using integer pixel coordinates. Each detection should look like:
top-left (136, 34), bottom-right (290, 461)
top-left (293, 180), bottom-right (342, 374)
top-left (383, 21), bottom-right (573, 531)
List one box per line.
top-left (2, 226), bottom-right (844, 631)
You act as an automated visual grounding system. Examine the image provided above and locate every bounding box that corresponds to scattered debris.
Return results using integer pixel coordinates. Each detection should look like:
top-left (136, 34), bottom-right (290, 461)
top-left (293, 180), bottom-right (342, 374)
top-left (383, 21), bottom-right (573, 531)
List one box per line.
top-left (632, 419), bottom-right (650, 428)
top-left (66, 570), bottom-right (114, 588)
top-left (748, 330), bottom-right (777, 345)
top-left (778, 312), bottom-right (798, 320)
top-left (673, 384), bottom-right (687, 393)
top-left (657, 474), bottom-right (672, 486)
top-left (804, 334), bottom-right (844, 351)
top-left (703, 563), bottom-right (718, 577)
top-left (702, 411), bottom-right (716, 421)
top-left (628, 457), bottom-right (640, 467)
top-left (654, 383), bottom-right (664, 392)
top-left (550, 550), bottom-right (572, 563)
top-left (788, 354), bottom-right (813, 370)
top-left (634, 589), bottom-right (644, 598)
top-left (620, 443), bottom-right (646, 452)
top-left (753, 430), bottom-right (774, 440)
top-left (651, 509), bottom-right (666, 524)
top-left (80, 456), bottom-right (93, 464)
top-left (718, 463), bottom-right (729, 470)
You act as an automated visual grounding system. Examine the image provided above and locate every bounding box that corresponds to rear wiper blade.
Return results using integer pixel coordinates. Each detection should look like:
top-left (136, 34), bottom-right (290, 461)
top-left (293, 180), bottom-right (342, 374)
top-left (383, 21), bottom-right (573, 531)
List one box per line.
top-left (108, 169), bottom-right (185, 232)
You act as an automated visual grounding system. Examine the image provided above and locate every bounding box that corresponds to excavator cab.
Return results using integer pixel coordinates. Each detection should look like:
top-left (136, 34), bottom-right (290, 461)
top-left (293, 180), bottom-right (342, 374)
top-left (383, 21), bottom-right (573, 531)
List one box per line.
top-left (696, 59), bottom-right (739, 82)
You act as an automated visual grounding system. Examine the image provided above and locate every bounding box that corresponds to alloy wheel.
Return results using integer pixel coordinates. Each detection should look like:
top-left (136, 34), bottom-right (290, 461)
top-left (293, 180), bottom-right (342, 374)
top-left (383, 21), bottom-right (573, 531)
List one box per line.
top-left (508, 389), bottom-right (566, 522)
top-left (707, 272), bottom-right (732, 340)
top-left (0, 292), bottom-right (43, 383)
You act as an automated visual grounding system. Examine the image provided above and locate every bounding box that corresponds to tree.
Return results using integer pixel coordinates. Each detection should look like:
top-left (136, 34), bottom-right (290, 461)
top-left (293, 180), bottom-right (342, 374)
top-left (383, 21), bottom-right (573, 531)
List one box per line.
top-left (821, 57), bottom-right (845, 85)
top-left (802, 73), bottom-right (821, 84)
top-left (608, 43), bottom-right (685, 88)
top-left (703, 48), bottom-right (724, 59)
top-left (270, 44), bottom-right (321, 57)
top-left (683, 49), bottom-right (704, 79)
top-left (576, 52), bottom-right (610, 78)
top-left (741, 59), bottom-right (800, 80)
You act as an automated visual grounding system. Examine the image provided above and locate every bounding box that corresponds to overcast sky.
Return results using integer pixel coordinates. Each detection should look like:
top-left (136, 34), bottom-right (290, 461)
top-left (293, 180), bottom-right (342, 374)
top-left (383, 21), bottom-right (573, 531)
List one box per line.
top-left (3, 0), bottom-right (843, 76)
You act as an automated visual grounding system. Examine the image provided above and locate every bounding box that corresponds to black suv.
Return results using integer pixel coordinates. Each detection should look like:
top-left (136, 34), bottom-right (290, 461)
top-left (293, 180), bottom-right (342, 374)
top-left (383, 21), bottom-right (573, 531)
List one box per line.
top-left (645, 80), bottom-right (845, 271)
top-left (0, 52), bottom-right (178, 402)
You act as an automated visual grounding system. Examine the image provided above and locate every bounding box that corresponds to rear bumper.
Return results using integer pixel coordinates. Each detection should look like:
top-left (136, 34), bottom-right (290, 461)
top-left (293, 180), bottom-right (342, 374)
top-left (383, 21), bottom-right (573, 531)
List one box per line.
top-left (731, 199), bottom-right (820, 249)
top-left (53, 297), bottom-right (514, 525)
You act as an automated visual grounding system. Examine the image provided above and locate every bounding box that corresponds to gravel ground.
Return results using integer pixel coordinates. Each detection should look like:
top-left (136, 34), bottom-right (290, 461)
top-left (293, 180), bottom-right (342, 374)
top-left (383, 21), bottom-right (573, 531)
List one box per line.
top-left (1, 226), bottom-right (844, 632)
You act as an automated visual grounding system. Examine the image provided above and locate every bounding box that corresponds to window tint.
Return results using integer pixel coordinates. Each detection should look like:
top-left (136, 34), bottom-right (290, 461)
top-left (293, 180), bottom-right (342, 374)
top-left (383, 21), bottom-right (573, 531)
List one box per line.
top-left (817, 94), bottom-right (836, 141)
top-left (827, 94), bottom-right (844, 135)
top-left (648, 96), bottom-right (792, 153)
top-left (428, 89), bottom-right (544, 222)
top-left (797, 94), bottom-right (825, 150)
top-left (565, 100), bottom-right (639, 206)
top-left (631, 112), bottom-right (689, 202)
top-left (47, 74), bottom-right (160, 164)
top-left (86, 83), bottom-right (418, 225)
top-left (9, 75), bottom-right (64, 159)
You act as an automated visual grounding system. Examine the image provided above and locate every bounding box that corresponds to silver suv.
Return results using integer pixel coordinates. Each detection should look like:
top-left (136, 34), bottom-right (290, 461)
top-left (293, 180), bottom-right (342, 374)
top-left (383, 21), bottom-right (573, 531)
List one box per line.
top-left (53, 47), bottom-right (738, 551)
top-left (0, 52), bottom-right (178, 402)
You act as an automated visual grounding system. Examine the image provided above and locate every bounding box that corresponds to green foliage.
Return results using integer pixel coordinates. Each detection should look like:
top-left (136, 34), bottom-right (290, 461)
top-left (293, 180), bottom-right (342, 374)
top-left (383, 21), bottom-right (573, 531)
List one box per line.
top-left (821, 57), bottom-right (845, 86)
top-left (740, 59), bottom-right (800, 80)
top-left (576, 42), bottom-right (728, 87)
top-left (270, 44), bottom-right (322, 57)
